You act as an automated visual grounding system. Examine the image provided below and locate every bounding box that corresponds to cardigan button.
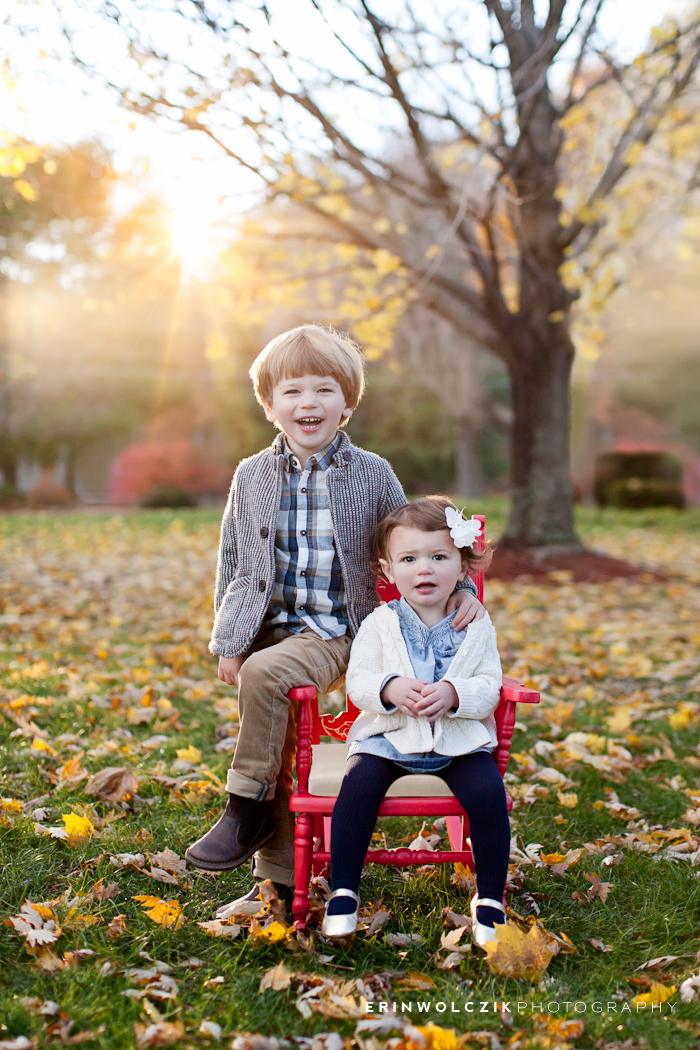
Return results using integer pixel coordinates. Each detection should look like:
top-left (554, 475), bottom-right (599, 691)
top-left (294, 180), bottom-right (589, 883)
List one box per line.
top-left (259, 580), bottom-right (266, 592)
top-left (260, 526), bottom-right (269, 538)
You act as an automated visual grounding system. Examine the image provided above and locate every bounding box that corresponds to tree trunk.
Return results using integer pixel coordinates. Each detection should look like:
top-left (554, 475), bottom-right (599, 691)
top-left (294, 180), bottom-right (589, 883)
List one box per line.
top-left (454, 417), bottom-right (483, 499)
top-left (502, 334), bottom-right (581, 549)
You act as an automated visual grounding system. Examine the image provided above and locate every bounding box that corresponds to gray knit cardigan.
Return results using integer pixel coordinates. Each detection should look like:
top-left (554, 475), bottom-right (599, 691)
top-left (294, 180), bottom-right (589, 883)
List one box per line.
top-left (209, 431), bottom-right (407, 658)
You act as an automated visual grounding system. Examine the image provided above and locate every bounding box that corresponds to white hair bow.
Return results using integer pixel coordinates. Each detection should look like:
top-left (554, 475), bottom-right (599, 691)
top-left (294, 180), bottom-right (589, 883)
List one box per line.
top-left (444, 507), bottom-right (481, 549)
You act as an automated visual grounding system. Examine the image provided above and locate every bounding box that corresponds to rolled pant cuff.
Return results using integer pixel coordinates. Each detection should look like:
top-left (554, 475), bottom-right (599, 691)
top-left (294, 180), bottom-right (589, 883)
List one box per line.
top-left (253, 856), bottom-right (295, 887)
top-left (226, 769), bottom-right (276, 800)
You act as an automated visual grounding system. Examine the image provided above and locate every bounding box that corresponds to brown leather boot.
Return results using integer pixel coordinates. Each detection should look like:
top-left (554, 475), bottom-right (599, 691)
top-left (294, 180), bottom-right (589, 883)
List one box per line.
top-left (185, 795), bottom-right (275, 871)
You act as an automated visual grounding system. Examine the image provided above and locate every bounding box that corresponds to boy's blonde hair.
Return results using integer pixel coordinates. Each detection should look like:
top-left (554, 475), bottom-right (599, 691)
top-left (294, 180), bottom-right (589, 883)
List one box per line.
top-left (249, 323), bottom-right (365, 412)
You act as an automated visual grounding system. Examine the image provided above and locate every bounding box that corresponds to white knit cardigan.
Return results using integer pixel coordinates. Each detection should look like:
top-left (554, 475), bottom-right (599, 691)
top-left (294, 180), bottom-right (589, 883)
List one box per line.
top-left (345, 604), bottom-right (502, 756)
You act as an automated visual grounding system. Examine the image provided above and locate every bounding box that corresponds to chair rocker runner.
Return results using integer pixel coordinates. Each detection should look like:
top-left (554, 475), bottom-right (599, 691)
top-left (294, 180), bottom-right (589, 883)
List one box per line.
top-left (286, 514), bottom-right (540, 931)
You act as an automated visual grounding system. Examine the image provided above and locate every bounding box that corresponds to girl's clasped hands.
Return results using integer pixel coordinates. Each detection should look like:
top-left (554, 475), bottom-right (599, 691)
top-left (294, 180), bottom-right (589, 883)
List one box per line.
top-left (381, 675), bottom-right (458, 722)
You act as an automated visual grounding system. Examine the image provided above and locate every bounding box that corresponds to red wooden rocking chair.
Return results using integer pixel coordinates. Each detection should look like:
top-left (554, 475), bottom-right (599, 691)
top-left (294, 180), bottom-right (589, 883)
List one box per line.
top-left (287, 515), bottom-right (539, 930)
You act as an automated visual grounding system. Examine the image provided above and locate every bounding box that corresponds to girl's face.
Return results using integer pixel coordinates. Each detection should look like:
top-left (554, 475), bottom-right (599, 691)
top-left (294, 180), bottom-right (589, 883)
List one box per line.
top-left (379, 525), bottom-right (466, 620)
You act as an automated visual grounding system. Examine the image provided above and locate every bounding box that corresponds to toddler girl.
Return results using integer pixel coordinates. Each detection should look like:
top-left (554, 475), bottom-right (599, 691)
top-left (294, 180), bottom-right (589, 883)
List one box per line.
top-left (322, 496), bottom-right (509, 946)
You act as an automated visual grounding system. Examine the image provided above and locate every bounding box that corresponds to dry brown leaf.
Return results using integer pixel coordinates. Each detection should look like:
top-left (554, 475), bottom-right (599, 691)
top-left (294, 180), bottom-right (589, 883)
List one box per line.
top-left (259, 962), bottom-right (294, 992)
top-left (110, 852), bottom-right (146, 870)
top-left (434, 951), bottom-right (467, 970)
top-left (442, 908), bottom-right (471, 931)
top-left (107, 914), bottom-right (127, 939)
top-left (440, 926), bottom-right (470, 952)
top-left (85, 766), bottom-right (138, 803)
top-left (91, 879), bottom-right (120, 903)
top-left (584, 872), bottom-right (613, 902)
top-left (149, 849), bottom-right (187, 877)
top-left (197, 919), bottom-right (241, 938)
top-left (483, 923), bottom-right (555, 981)
top-left (32, 948), bottom-right (69, 972)
top-left (145, 867), bottom-right (180, 887)
top-left (396, 972), bottom-right (436, 991)
top-left (590, 938), bottom-right (614, 952)
top-left (133, 1022), bottom-right (185, 1048)
top-left (363, 909), bottom-right (391, 936)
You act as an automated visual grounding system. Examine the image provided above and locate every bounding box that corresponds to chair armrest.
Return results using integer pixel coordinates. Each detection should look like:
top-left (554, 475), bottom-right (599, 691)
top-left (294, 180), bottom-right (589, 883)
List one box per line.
top-left (289, 686), bottom-right (319, 795)
top-left (501, 676), bottom-right (540, 704)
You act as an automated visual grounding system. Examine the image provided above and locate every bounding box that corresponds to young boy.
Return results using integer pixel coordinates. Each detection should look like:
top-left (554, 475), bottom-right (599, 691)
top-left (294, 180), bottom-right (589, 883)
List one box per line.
top-left (185, 324), bottom-right (484, 910)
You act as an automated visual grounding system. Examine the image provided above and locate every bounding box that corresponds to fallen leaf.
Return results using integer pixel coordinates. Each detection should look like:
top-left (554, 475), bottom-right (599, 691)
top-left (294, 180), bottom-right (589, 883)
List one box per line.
top-left (149, 848), bottom-right (186, 877)
top-left (133, 1022), bottom-right (185, 1048)
top-left (197, 920), bottom-right (241, 938)
top-left (557, 790), bottom-right (579, 808)
top-left (175, 744), bottom-right (201, 764)
top-left (91, 878), bottom-right (120, 902)
top-left (434, 951), bottom-right (467, 970)
top-left (483, 923), bottom-right (555, 981)
top-left (584, 872), bottom-right (613, 902)
top-left (634, 955), bottom-right (681, 970)
top-left (440, 926), bottom-right (470, 952)
top-left (632, 982), bottom-right (676, 1006)
top-left (590, 938), bottom-right (614, 952)
top-left (110, 852), bottom-right (146, 870)
top-left (247, 920), bottom-right (291, 945)
top-left (442, 908), bottom-right (471, 929)
top-left (107, 914), bottom-right (127, 938)
top-left (60, 813), bottom-right (95, 846)
top-left (198, 1020), bottom-right (223, 1040)
top-left (364, 909), bottom-right (391, 936)
top-left (85, 766), bottom-right (139, 803)
top-left (385, 933), bottom-right (423, 947)
top-left (259, 962), bottom-right (294, 991)
top-left (680, 973), bottom-right (700, 1002)
top-left (127, 706), bottom-right (157, 726)
top-left (132, 895), bottom-right (184, 929)
top-left (396, 972), bottom-right (436, 991)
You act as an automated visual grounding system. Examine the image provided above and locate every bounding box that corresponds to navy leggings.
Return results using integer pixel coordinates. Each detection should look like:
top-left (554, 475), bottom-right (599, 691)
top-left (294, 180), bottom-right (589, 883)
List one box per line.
top-left (328, 750), bottom-right (510, 923)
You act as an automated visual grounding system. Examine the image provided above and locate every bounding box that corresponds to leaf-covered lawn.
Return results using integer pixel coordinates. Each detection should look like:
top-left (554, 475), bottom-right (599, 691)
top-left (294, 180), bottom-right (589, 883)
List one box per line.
top-left (1, 507), bottom-right (700, 1050)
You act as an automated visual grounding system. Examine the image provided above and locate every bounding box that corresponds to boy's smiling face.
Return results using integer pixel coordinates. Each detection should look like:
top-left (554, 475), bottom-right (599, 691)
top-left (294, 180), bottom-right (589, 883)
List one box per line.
top-left (264, 374), bottom-right (351, 466)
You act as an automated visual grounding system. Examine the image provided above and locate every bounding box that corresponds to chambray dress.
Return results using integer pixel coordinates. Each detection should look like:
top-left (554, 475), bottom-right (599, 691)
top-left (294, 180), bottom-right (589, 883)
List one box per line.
top-left (347, 598), bottom-right (491, 773)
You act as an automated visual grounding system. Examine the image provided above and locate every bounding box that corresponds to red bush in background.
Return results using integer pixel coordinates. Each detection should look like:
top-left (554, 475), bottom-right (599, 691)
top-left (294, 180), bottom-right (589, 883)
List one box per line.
top-left (109, 439), bottom-right (231, 503)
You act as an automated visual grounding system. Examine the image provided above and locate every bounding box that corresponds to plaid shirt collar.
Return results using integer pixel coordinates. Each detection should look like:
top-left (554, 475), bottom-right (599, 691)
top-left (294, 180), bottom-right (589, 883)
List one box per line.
top-left (282, 430), bottom-right (344, 474)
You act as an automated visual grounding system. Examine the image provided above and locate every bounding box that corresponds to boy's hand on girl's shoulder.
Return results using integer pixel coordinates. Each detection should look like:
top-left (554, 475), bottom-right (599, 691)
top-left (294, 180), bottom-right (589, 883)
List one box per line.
top-left (218, 655), bottom-right (243, 686)
top-left (448, 592), bottom-right (485, 631)
top-left (414, 681), bottom-right (459, 722)
top-left (380, 676), bottom-right (426, 718)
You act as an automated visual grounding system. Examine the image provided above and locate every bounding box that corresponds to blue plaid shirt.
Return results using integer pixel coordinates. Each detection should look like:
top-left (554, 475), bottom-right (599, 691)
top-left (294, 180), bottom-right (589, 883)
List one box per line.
top-left (266, 432), bottom-right (349, 639)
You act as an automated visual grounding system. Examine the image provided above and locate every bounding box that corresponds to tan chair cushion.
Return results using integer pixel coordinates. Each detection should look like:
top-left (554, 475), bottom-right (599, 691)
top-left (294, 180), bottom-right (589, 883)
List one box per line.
top-left (306, 742), bottom-right (455, 798)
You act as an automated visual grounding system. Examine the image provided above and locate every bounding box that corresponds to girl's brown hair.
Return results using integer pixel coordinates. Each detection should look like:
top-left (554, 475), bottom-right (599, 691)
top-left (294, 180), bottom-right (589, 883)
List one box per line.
top-left (375, 496), bottom-right (492, 576)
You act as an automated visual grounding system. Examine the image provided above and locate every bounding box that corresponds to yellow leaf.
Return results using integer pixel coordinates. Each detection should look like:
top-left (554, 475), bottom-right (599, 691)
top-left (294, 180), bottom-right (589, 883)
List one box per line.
top-left (61, 813), bottom-right (94, 845)
top-left (175, 745), bottom-right (201, 764)
top-left (425, 244), bottom-right (441, 260)
top-left (133, 895), bottom-right (184, 929)
top-left (1, 798), bottom-right (23, 815)
top-left (632, 982), bottom-right (676, 1006)
top-left (548, 310), bottom-right (565, 323)
top-left (557, 790), bottom-right (579, 809)
top-left (413, 1023), bottom-right (465, 1050)
top-left (31, 738), bottom-right (57, 756)
top-left (483, 923), bottom-right (555, 981)
top-left (397, 972), bottom-right (436, 991)
top-left (607, 708), bottom-right (632, 733)
top-left (247, 920), bottom-right (290, 945)
top-left (58, 752), bottom-right (84, 782)
top-left (540, 852), bottom-right (566, 865)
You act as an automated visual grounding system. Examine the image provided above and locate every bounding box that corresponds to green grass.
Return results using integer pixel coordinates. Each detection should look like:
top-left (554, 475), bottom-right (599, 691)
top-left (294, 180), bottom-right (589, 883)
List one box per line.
top-left (1, 509), bottom-right (700, 1048)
